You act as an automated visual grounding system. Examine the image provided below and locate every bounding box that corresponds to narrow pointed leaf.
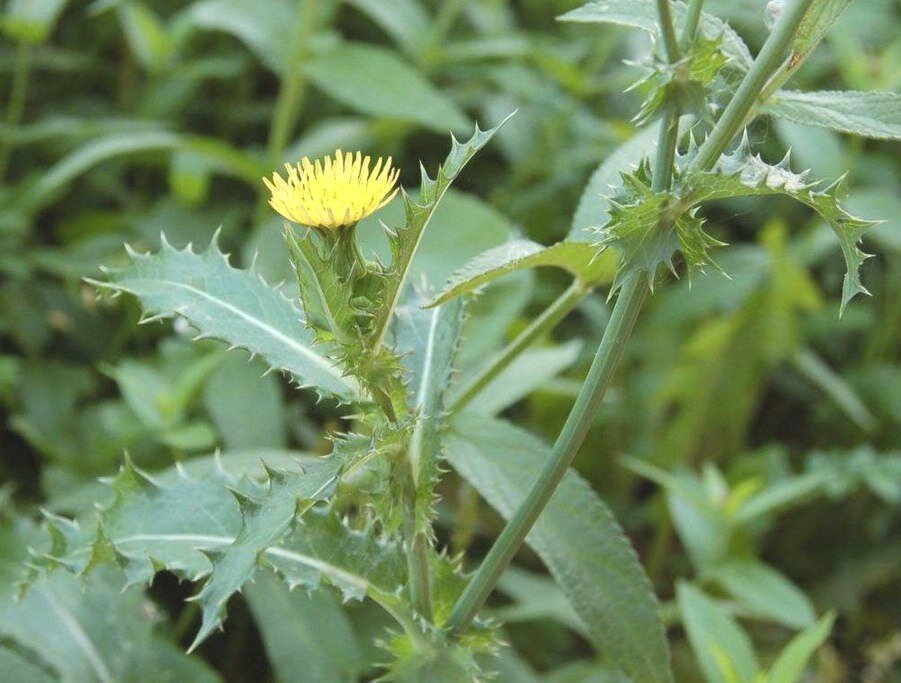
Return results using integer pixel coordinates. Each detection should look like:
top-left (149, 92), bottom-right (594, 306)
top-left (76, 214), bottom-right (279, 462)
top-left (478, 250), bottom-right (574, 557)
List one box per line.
top-left (428, 239), bottom-right (616, 307)
top-left (446, 413), bottom-right (673, 683)
top-left (765, 90), bottom-right (901, 141)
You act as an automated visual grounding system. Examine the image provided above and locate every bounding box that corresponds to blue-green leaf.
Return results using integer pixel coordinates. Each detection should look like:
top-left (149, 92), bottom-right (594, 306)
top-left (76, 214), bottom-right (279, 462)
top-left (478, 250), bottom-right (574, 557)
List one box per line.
top-left (91, 234), bottom-right (355, 400)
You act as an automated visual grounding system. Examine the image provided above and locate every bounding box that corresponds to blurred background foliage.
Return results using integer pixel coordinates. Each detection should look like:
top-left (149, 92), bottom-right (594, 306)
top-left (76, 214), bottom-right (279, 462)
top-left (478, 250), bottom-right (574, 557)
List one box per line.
top-left (0, 0), bottom-right (899, 681)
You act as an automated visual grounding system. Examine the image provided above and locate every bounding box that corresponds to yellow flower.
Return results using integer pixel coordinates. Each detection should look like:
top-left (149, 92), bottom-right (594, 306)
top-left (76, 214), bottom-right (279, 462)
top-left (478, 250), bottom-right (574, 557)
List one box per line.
top-left (264, 150), bottom-right (400, 229)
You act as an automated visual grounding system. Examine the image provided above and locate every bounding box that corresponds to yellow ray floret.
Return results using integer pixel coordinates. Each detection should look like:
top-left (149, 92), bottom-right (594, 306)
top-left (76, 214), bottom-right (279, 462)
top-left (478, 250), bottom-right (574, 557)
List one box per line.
top-left (264, 150), bottom-right (400, 229)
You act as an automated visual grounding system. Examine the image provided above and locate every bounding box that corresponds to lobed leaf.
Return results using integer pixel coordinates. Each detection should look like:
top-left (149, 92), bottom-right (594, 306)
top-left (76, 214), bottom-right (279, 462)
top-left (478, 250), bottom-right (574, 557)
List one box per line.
top-left (445, 413), bottom-right (673, 683)
top-left (90, 234), bottom-right (355, 400)
top-left (679, 137), bottom-right (879, 312)
top-left (188, 454), bottom-right (347, 650)
top-left (26, 451), bottom-right (417, 645)
top-left (370, 114), bottom-right (514, 352)
top-left (765, 90), bottom-right (901, 141)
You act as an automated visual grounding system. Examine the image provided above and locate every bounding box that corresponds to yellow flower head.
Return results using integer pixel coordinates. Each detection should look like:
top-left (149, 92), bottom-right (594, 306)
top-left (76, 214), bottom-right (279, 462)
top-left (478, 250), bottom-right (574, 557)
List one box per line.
top-left (264, 150), bottom-right (400, 229)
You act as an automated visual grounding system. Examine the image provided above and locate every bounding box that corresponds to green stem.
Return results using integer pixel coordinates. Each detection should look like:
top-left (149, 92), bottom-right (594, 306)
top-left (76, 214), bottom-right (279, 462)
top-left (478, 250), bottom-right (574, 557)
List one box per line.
top-left (0, 41), bottom-right (33, 180)
top-left (449, 282), bottom-right (587, 415)
top-left (652, 107), bottom-right (679, 193)
top-left (679, 0), bottom-right (705, 49)
top-left (407, 530), bottom-right (432, 621)
top-left (656, 0), bottom-right (681, 64)
top-left (445, 273), bottom-right (649, 632)
top-left (689, 0), bottom-right (817, 172)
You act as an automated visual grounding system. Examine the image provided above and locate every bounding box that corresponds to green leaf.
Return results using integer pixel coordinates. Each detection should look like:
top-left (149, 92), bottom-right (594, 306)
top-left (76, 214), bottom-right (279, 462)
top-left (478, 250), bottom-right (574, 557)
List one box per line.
top-left (792, 348), bottom-right (876, 432)
top-left (632, 35), bottom-right (729, 127)
top-left (188, 454), bottom-right (347, 650)
top-left (458, 341), bottom-right (583, 415)
top-left (680, 138), bottom-right (878, 312)
top-left (344, 0), bottom-right (430, 54)
top-left (790, 0), bottom-right (853, 71)
top-left (677, 582), bottom-right (758, 683)
top-left (17, 131), bottom-right (261, 214)
top-left (559, 0), bottom-right (753, 70)
top-left (91, 234), bottom-right (355, 400)
top-left (428, 239), bottom-right (616, 307)
top-left (446, 413), bottom-right (673, 683)
top-left (265, 507), bottom-right (411, 621)
top-left (283, 226), bottom-right (357, 345)
top-left (707, 560), bottom-right (817, 630)
top-left (571, 124), bottom-right (661, 241)
top-left (0, 646), bottom-right (54, 683)
top-left (370, 115), bottom-right (514, 352)
top-left (599, 162), bottom-right (724, 290)
top-left (493, 567), bottom-right (586, 637)
top-left (1, 567), bottom-right (220, 683)
top-left (245, 570), bottom-right (363, 683)
top-left (2, 0), bottom-right (68, 43)
top-left (305, 43), bottom-right (469, 133)
top-left (767, 613), bottom-right (835, 683)
top-left (28, 453), bottom-right (416, 644)
top-left (359, 189), bottom-right (515, 287)
top-left (203, 353), bottom-right (288, 450)
top-left (181, 0), bottom-right (298, 75)
top-left (765, 90), bottom-right (901, 141)
top-left (117, 2), bottom-right (173, 72)
top-left (394, 293), bottom-right (466, 531)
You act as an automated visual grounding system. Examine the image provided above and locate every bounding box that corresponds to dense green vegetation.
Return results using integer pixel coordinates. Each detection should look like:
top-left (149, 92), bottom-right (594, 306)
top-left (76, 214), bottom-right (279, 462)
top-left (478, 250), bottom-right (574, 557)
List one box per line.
top-left (0, 0), bottom-right (899, 681)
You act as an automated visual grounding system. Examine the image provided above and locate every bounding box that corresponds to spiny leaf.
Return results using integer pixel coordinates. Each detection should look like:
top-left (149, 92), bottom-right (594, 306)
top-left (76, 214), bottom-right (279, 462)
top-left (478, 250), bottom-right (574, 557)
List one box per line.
top-left (284, 225), bottom-right (357, 345)
top-left (428, 239), bottom-right (616, 307)
top-left (90, 233), bottom-right (355, 400)
top-left (393, 291), bottom-right (466, 534)
top-left (369, 114), bottom-right (515, 353)
top-left (631, 34), bottom-right (729, 127)
top-left (595, 161), bottom-right (725, 291)
top-left (188, 453), bottom-right (347, 650)
top-left (679, 137), bottom-right (879, 312)
top-left (24, 451), bottom-right (422, 647)
top-left (446, 413), bottom-right (673, 683)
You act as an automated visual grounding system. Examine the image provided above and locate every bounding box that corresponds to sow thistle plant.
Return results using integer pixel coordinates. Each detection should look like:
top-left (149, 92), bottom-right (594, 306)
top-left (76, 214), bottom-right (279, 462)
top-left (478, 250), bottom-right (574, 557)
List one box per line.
top-left (20, 0), bottom-right (894, 680)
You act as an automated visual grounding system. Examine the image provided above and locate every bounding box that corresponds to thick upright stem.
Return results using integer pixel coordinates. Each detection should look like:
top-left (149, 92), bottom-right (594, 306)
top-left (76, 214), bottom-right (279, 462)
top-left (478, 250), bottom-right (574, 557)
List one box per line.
top-left (446, 0), bottom-right (820, 635)
top-left (446, 273), bottom-right (649, 631)
top-left (450, 282), bottom-right (586, 415)
top-left (689, 0), bottom-right (817, 172)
